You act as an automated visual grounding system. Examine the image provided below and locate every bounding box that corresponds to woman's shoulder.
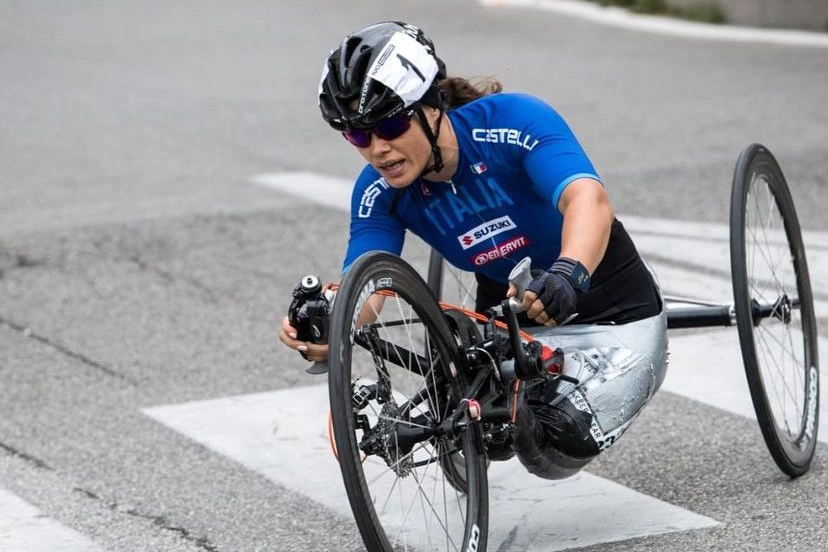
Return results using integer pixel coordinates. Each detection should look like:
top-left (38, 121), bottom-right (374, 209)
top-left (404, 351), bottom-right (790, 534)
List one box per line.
top-left (453, 92), bottom-right (562, 124)
top-left (457, 91), bottom-right (552, 110)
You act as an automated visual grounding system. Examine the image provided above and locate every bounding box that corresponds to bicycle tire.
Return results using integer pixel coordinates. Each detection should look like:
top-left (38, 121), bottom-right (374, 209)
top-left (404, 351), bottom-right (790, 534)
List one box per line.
top-left (730, 143), bottom-right (819, 477)
top-left (328, 251), bottom-right (489, 552)
top-left (427, 248), bottom-right (445, 298)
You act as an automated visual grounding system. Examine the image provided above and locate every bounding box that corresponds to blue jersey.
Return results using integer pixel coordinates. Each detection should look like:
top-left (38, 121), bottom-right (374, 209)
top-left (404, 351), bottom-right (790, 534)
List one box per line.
top-left (343, 93), bottom-right (601, 283)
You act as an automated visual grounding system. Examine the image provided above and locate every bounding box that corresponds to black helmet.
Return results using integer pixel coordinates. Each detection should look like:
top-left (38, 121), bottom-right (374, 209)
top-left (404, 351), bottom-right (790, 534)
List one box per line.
top-left (319, 22), bottom-right (446, 131)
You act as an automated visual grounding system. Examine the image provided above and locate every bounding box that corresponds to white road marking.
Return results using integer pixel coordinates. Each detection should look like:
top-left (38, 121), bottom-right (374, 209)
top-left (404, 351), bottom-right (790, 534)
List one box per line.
top-left (0, 488), bottom-right (108, 552)
top-left (144, 384), bottom-right (718, 551)
top-left (624, 214), bottom-right (828, 308)
top-left (249, 172), bottom-right (353, 212)
top-left (666, 328), bottom-right (828, 445)
top-left (478, 0), bottom-right (828, 48)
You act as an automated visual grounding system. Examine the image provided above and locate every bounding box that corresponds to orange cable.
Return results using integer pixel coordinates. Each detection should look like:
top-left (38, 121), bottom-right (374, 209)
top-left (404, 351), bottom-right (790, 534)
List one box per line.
top-left (324, 282), bottom-right (533, 342)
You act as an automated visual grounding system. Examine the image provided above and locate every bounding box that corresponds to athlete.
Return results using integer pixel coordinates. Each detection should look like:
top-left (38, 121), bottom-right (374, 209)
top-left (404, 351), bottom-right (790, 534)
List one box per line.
top-left (280, 21), bottom-right (668, 477)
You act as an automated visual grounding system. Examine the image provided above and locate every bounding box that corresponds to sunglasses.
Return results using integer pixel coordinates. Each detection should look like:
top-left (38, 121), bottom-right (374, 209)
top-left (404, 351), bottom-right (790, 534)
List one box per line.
top-left (342, 110), bottom-right (415, 148)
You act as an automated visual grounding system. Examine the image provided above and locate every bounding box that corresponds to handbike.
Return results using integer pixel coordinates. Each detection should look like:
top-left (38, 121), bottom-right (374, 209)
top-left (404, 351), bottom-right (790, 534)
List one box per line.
top-left (321, 144), bottom-right (818, 552)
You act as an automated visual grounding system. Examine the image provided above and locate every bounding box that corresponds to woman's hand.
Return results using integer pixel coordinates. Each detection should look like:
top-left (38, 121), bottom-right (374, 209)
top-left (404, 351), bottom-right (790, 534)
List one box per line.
top-left (507, 281), bottom-right (568, 327)
top-left (508, 273), bottom-right (577, 326)
top-left (278, 316), bottom-right (329, 362)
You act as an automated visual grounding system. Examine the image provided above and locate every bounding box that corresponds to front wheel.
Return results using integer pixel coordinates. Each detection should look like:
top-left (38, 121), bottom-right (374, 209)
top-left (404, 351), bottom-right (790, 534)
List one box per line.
top-left (328, 251), bottom-right (489, 552)
top-left (730, 144), bottom-right (819, 477)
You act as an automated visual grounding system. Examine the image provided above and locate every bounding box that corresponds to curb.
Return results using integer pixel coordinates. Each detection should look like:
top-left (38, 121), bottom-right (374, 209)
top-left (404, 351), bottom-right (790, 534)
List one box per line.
top-left (478, 0), bottom-right (828, 48)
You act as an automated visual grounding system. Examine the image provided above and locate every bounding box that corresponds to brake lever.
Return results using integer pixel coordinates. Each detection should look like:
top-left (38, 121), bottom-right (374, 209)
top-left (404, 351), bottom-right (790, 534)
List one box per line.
top-left (505, 257), bottom-right (532, 314)
top-left (509, 257), bottom-right (532, 304)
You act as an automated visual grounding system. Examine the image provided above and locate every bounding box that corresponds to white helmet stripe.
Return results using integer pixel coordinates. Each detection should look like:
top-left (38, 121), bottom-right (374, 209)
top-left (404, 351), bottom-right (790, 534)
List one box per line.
top-left (363, 31), bottom-right (438, 110)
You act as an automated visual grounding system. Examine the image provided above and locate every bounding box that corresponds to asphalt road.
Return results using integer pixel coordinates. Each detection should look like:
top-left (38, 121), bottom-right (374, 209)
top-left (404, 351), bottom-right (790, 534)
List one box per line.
top-left (1, 1), bottom-right (827, 551)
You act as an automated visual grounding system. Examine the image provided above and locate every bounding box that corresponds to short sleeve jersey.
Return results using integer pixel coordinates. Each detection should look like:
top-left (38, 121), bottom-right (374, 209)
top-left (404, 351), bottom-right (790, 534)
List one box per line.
top-left (343, 93), bottom-right (600, 283)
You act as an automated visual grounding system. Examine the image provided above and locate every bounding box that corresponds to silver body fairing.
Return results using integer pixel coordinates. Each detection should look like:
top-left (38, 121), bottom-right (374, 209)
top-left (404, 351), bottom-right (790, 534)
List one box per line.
top-left (511, 307), bottom-right (669, 480)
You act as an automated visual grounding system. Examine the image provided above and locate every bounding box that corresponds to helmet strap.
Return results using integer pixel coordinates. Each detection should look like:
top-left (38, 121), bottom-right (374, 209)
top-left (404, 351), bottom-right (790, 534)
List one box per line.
top-left (415, 105), bottom-right (444, 178)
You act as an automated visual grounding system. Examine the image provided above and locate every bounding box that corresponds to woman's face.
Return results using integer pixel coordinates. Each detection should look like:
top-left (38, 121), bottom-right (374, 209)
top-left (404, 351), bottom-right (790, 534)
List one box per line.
top-left (348, 109), bottom-right (437, 189)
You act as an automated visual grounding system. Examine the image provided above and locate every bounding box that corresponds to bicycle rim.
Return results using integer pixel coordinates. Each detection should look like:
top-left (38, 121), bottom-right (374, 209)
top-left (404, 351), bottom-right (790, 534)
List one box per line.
top-left (329, 252), bottom-right (488, 552)
top-left (730, 144), bottom-right (819, 477)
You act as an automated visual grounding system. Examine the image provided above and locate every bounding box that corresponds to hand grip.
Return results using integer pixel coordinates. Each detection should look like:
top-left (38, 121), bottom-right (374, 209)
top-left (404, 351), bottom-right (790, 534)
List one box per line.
top-left (288, 274), bottom-right (331, 374)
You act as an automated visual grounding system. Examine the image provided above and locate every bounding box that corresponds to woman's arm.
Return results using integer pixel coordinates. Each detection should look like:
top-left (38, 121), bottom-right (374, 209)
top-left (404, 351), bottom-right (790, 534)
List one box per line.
top-left (557, 177), bottom-right (614, 273)
top-left (514, 177), bottom-right (614, 325)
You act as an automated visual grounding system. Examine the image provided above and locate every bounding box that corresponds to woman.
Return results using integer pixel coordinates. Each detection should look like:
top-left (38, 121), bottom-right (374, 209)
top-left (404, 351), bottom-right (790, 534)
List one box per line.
top-left (280, 21), bottom-right (667, 476)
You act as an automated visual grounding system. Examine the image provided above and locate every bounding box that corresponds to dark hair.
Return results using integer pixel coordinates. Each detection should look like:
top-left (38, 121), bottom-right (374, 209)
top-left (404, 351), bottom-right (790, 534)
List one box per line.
top-left (436, 76), bottom-right (503, 109)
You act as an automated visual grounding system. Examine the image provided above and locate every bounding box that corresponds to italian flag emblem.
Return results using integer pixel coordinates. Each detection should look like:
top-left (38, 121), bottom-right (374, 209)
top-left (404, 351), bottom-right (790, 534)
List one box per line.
top-left (470, 162), bottom-right (487, 174)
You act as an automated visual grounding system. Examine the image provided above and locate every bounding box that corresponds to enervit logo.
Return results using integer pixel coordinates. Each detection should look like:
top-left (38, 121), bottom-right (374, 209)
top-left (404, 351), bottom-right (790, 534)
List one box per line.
top-left (457, 216), bottom-right (515, 250)
top-left (472, 236), bottom-right (529, 266)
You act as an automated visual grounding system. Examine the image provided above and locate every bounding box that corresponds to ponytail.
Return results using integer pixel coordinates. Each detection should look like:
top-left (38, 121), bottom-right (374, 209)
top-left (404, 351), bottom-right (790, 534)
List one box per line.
top-left (436, 76), bottom-right (502, 109)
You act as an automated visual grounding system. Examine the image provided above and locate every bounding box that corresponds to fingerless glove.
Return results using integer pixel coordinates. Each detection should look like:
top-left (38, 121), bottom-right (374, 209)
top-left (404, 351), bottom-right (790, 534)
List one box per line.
top-left (525, 257), bottom-right (590, 323)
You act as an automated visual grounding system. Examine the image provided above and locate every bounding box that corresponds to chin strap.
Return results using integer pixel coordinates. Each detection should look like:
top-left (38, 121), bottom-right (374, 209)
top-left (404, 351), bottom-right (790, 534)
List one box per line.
top-left (415, 105), bottom-right (444, 178)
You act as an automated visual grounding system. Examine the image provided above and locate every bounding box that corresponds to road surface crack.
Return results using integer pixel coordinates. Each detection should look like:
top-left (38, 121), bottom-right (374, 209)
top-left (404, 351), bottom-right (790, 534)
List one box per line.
top-left (75, 487), bottom-right (220, 551)
top-left (0, 316), bottom-right (136, 384)
top-left (0, 248), bottom-right (45, 279)
top-left (0, 441), bottom-right (54, 470)
top-left (129, 256), bottom-right (218, 303)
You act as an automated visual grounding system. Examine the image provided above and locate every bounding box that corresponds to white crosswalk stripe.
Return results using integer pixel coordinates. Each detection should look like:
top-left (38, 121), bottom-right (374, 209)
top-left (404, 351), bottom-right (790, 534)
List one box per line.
top-left (0, 488), bottom-right (109, 552)
top-left (144, 384), bottom-right (718, 552)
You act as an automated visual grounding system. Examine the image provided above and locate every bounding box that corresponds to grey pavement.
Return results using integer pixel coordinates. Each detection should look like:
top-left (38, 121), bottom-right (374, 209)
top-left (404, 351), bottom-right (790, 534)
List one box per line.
top-left (1, 1), bottom-right (826, 551)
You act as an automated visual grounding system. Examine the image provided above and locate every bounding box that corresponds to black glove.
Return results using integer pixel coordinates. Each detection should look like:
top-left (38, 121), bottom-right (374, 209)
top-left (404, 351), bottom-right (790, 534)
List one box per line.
top-left (526, 257), bottom-right (590, 324)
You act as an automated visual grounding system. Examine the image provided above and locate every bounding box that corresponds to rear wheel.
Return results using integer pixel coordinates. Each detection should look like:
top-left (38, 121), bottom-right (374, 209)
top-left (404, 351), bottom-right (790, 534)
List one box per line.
top-left (426, 249), bottom-right (477, 310)
top-left (328, 251), bottom-right (489, 551)
top-left (730, 144), bottom-right (819, 477)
